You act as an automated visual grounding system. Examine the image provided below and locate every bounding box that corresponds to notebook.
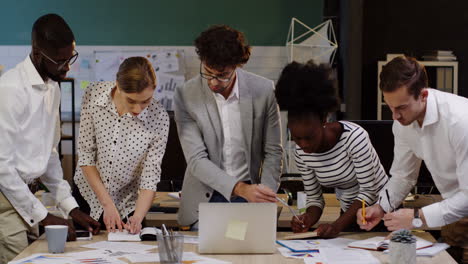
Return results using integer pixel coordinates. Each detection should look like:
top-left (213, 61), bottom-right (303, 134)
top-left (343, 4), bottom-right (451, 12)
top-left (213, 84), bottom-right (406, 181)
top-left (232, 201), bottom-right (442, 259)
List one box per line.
top-left (282, 231), bottom-right (318, 240)
top-left (107, 227), bottom-right (162, 241)
top-left (347, 236), bottom-right (433, 251)
top-left (198, 203), bottom-right (277, 254)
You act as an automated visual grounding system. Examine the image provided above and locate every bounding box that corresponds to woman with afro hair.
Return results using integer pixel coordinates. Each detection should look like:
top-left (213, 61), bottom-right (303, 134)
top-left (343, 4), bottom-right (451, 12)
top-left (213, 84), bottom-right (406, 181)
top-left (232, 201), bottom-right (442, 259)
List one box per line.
top-left (275, 61), bottom-right (388, 237)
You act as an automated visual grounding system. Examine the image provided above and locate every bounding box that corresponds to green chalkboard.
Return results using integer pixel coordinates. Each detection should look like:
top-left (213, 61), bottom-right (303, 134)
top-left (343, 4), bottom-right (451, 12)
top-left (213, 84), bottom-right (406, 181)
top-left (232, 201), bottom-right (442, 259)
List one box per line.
top-left (0, 0), bottom-right (323, 46)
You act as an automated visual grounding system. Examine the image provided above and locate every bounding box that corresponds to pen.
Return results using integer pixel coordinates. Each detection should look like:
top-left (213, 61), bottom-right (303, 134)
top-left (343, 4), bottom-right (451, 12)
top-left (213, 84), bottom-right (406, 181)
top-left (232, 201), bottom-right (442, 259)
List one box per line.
top-left (385, 189), bottom-right (395, 212)
top-left (361, 199), bottom-right (367, 225)
top-left (276, 197), bottom-right (306, 229)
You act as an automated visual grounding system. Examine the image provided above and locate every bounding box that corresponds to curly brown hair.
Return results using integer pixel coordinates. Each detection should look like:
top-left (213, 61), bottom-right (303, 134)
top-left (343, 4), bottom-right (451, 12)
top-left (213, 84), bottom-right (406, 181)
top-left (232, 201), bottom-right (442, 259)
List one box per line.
top-left (195, 25), bottom-right (251, 70)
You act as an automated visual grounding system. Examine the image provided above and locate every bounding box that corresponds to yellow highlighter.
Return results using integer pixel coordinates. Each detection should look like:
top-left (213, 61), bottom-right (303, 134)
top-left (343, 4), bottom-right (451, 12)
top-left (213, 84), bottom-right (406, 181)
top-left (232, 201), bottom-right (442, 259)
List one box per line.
top-left (361, 199), bottom-right (367, 225)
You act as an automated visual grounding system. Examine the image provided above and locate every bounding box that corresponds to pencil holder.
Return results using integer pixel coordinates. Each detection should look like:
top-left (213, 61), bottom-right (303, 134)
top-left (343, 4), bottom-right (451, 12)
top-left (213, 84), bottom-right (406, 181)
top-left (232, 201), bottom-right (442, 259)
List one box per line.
top-left (389, 229), bottom-right (416, 264)
top-left (157, 232), bottom-right (184, 264)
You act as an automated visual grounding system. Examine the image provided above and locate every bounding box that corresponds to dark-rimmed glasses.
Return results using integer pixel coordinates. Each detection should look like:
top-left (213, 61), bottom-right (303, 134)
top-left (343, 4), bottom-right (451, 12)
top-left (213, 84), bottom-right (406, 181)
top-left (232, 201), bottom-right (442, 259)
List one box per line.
top-left (40, 50), bottom-right (79, 71)
top-left (199, 63), bottom-right (235, 83)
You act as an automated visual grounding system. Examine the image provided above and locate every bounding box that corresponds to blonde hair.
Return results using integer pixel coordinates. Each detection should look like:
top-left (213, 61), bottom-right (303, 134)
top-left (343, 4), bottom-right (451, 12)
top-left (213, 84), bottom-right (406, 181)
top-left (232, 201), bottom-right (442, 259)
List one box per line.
top-left (116, 57), bottom-right (156, 93)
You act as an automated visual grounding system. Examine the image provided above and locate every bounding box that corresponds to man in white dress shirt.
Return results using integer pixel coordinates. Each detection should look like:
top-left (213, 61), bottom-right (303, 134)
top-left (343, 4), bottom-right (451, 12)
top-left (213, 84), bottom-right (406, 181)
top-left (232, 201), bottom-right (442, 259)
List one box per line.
top-left (357, 56), bottom-right (468, 247)
top-left (0, 14), bottom-right (100, 262)
top-left (174, 25), bottom-right (283, 227)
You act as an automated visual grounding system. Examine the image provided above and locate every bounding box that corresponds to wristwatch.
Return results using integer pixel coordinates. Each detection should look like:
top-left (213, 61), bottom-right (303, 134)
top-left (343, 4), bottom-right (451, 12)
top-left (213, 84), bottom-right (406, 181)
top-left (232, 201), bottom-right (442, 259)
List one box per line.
top-left (412, 208), bottom-right (423, 228)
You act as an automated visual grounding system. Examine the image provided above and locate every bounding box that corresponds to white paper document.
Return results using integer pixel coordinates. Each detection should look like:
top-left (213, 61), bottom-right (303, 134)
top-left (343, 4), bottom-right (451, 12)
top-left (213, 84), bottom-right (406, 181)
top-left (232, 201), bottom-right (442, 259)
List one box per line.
top-left (8, 252), bottom-right (127, 264)
top-left (305, 248), bottom-right (380, 264)
top-left (65, 249), bottom-right (139, 259)
top-left (125, 251), bottom-right (231, 263)
top-left (108, 230), bottom-right (141, 241)
top-left (277, 247), bottom-right (322, 259)
top-left (183, 235), bottom-right (199, 244)
top-left (81, 241), bottom-right (156, 253)
top-left (277, 237), bottom-right (355, 252)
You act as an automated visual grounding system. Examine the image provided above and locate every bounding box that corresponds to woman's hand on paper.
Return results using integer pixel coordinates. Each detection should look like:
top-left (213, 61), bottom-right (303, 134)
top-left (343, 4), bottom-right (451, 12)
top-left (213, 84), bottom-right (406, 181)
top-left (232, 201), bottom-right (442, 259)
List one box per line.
top-left (357, 204), bottom-right (384, 231)
top-left (125, 215), bottom-right (143, 234)
top-left (315, 223), bottom-right (340, 238)
top-left (103, 203), bottom-right (124, 232)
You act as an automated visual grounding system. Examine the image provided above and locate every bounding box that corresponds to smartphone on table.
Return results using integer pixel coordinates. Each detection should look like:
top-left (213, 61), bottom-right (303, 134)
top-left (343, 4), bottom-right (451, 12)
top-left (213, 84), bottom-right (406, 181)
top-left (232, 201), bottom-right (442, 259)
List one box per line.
top-left (76, 230), bottom-right (93, 241)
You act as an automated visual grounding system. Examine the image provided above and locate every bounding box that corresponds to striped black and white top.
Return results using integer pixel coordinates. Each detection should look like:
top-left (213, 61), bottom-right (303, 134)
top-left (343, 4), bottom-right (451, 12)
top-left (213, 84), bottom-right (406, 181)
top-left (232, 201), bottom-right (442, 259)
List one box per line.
top-left (295, 121), bottom-right (388, 212)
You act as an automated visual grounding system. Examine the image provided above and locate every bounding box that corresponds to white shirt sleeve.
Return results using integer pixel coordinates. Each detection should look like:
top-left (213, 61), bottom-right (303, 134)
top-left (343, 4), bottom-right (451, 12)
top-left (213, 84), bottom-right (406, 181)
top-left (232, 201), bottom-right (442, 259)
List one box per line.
top-left (0, 83), bottom-right (48, 226)
top-left (40, 147), bottom-right (78, 217)
top-left (379, 122), bottom-right (421, 213)
top-left (422, 116), bottom-right (468, 227)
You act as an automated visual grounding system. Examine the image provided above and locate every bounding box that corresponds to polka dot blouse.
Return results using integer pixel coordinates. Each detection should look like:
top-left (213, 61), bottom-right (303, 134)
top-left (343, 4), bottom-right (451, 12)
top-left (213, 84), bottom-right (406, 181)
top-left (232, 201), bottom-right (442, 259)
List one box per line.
top-left (74, 81), bottom-right (169, 220)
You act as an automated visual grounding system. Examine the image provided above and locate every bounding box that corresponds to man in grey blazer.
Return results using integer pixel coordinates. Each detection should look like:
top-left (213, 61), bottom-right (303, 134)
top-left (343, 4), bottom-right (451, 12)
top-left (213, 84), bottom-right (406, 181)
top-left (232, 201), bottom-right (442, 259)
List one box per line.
top-left (174, 25), bottom-right (283, 227)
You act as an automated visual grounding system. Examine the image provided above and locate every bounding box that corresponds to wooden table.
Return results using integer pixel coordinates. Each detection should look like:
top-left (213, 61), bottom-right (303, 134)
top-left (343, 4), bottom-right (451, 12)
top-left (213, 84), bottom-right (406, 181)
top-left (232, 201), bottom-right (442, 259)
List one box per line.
top-left (13, 232), bottom-right (457, 263)
top-left (147, 192), bottom-right (442, 229)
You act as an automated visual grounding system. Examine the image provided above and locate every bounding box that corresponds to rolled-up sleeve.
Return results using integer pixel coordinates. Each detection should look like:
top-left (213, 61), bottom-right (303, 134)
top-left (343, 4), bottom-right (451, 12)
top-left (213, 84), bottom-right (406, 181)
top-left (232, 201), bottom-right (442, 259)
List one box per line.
top-left (379, 123), bottom-right (420, 213)
top-left (140, 110), bottom-right (169, 191)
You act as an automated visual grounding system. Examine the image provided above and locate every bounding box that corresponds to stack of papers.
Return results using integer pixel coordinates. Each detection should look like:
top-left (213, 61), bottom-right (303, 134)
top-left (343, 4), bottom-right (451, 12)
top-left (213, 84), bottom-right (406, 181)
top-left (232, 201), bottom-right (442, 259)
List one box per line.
top-left (277, 237), bottom-right (355, 252)
top-left (277, 237), bottom-right (379, 264)
top-left (305, 248), bottom-right (380, 264)
top-left (9, 252), bottom-right (127, 264)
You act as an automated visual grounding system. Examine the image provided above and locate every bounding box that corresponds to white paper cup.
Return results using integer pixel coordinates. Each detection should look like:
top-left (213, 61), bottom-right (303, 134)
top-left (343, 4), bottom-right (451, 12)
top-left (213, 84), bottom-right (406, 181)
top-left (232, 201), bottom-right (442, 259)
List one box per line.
top-left (297, 191), bottom-right (307, 213)
top-left (45, 225), bottom-right (68, 253)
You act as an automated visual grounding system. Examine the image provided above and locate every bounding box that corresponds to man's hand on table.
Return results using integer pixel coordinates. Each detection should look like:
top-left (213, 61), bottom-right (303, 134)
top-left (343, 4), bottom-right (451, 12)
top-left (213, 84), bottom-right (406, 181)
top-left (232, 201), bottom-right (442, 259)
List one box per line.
top-left (70, 208), bottom-right (101, 235)
top-left (233, 182), bottom-right (277, 203)
top-left (41, 213), bottom-right (77, 241)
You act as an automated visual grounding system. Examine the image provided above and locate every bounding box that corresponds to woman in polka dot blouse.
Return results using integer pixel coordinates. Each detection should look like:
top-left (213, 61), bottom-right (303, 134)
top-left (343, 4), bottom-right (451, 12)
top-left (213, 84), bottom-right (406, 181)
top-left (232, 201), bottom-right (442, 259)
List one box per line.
top-left (74, 57), bottom-right (169, 234)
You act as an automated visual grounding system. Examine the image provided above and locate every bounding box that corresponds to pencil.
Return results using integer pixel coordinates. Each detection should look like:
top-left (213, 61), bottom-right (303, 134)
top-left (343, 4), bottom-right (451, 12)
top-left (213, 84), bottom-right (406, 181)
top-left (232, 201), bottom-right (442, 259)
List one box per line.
top-left (361, 199), bottom-right (367, 225)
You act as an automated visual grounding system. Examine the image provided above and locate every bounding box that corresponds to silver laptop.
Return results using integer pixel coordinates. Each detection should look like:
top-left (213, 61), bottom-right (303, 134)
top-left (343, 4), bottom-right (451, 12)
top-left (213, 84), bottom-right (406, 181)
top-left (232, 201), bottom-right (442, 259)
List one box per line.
top-left (198, 203), bottom-right (277, 254)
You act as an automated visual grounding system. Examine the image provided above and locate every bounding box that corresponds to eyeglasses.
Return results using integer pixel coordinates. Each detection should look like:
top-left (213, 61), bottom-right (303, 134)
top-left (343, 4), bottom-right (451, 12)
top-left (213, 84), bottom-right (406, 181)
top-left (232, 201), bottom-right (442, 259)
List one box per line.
top-left (199, 63), bottom-right (235, 83)
top-left (40, 50), bottom-right (79, 71)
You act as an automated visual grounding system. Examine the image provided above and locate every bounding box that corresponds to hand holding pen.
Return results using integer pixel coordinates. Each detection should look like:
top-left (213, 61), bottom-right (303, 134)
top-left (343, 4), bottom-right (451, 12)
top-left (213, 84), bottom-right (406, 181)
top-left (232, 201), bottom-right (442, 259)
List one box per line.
top-left (276, 197), bottom-right (307, 230)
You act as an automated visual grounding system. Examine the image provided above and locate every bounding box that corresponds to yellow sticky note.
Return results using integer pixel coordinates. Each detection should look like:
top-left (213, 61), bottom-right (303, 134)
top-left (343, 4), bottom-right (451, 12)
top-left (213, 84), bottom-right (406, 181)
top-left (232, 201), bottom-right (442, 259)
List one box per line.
top-left (80, 81), bottom-right (90, 90)
top-left (225, 219), bottom-right (248, 240)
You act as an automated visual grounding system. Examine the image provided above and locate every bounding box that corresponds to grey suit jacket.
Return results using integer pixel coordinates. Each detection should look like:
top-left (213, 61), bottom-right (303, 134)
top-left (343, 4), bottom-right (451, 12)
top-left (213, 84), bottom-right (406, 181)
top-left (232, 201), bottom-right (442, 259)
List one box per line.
top-left (173, 68), bottom-right (283, 226)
